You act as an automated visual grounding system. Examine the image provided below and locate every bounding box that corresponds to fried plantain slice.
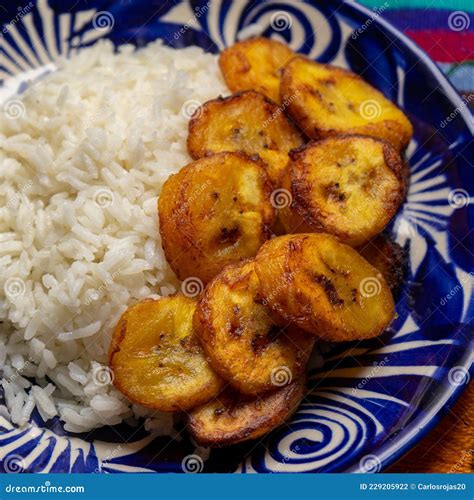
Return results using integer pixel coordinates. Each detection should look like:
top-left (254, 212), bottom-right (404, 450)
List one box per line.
top-left (401, 155), bottom-right (411, 195)
top-left (219, 37), bottom-right (295, 103)
top-left (188, 377), bottom-right (305, 446)
top-left (280, 57), bottom-right (413, 150)
top-left (358, 234), bottom-right (405, 292)
top-left (279, 135), bottom-right (405, 246)
top-left (193, 260), bottom-right (314, 395)
top-left (187, 91), bottom-right (303, 185)
top-left (254, 233), bottom-right (395, 342)
top-left (158, 152), bottom-right (275, 284)
top-left (108, 294), bottom-right (224, 412)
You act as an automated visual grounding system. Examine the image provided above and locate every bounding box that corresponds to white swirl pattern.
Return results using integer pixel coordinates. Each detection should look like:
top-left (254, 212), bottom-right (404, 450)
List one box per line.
top-left (196, 0), bottom-right (338, 60)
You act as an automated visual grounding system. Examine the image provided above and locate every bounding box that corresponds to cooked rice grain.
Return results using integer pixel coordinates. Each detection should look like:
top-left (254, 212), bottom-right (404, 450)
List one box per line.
top-left (0, 39), bottom-right (227, 433)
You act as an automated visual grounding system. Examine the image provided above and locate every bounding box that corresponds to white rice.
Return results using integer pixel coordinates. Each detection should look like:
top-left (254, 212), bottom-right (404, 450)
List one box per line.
top-left (0, 39), bottom-right (228, 433)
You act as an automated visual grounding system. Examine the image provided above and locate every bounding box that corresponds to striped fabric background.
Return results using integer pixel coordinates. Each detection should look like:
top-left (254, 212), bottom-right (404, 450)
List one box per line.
top-left (359, 0), bottom-right (473, 101)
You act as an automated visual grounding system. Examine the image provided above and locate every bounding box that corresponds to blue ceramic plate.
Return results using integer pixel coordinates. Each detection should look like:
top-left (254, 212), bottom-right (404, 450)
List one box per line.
top-left (0, 0), bottom-right (472, 473)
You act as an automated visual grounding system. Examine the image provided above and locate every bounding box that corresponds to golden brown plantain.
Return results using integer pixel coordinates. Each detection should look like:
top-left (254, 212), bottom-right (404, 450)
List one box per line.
top-left (187, 91), bottom-right (303, 185)
top-left (108, 294), bottom-right (224, 412)
top-left (189, 377), bottom-right (306, 446)
top-left (219, 37), bottom-right (295, 103)
top-left (358, 234), bottom-right (405, 292)
top-left (254, 233), bottom-right (395, 341)
top-left (193, 260), bottom-right (314, 395)
top-left (280, 56), bottom-right (413, 150)
top-left (158, 152), bottom-right (275, 284)
top-left (401, 154), bottom-right (411, 194)
top-left (279, 135), bottom-right (405, 246)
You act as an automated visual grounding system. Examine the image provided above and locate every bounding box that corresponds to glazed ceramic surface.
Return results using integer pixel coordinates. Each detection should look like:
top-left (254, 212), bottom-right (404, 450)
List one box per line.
top-left (0, 0), bottom-right (472, 473)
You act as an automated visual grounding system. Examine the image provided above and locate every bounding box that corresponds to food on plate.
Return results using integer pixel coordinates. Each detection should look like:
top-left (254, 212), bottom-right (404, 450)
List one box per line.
top-left (358, 235), bottom-right (405, 292)
top-left (280, 56), bottom-right (413, 150)
top-left (187, 90), bottom-right (303, 185)
top-left (401, 155), bottom-right (411, 194)
top-left (193, 260), bottom-right (314, 395)
top-left (158, 152), bottom-right (275, 284)
top-left (2, 32), bottom-right (412, 448)
top-left (108, 294), bottom-right (224, 412)
top-left (219, 37), bottom-right (295, 104)
top-left (189, 377), bottom-right (306, 446)
top-left (254, 233), bottom-right (395, 341)
top-left (279, 135), bottom-right (405, 246)
top-left (0, 40), bottom-right (230, 433)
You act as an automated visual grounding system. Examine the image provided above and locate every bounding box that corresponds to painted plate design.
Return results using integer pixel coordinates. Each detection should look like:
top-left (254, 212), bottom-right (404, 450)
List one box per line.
top-left (0, 0), bottom-right (472, 473)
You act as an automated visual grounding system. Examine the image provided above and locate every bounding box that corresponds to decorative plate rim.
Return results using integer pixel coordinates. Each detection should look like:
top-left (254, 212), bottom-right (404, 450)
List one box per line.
top-left (346, 356), bottom-right (473, 472)
top-left (353, 1), bottom-right (473, 134)
top-left (0, 0), bottom-right (472, 473)
top-left (342, 0), bottom-right (473, 472)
